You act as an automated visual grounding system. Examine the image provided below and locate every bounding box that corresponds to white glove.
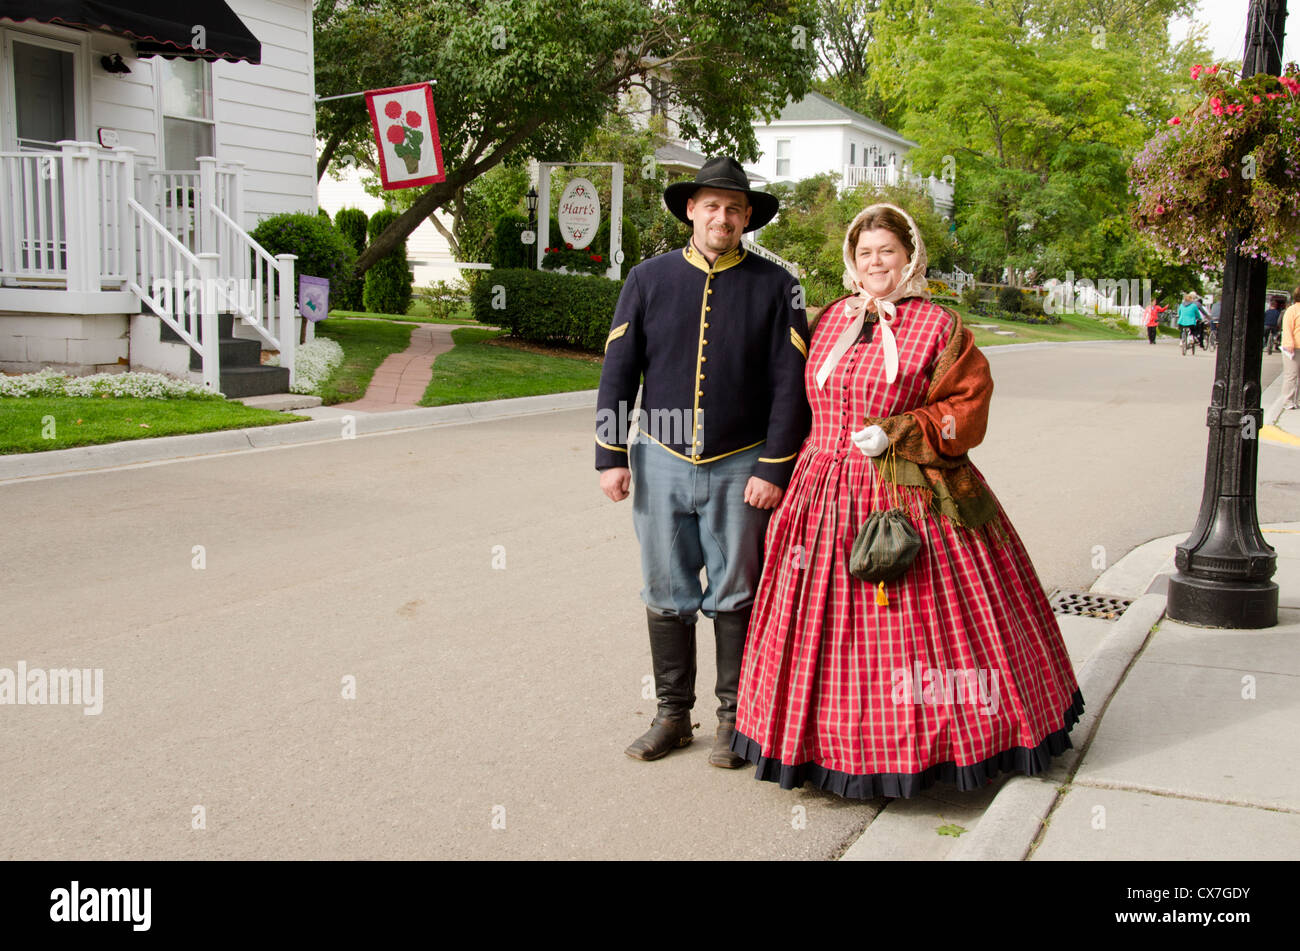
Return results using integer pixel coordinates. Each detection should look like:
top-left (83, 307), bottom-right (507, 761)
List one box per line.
top-left (851, 424), bottom-right (889, 457)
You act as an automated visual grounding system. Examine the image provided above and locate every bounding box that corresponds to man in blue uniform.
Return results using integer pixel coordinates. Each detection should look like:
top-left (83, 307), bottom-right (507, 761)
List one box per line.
top-left (596, 157), bottom-right (811, 767)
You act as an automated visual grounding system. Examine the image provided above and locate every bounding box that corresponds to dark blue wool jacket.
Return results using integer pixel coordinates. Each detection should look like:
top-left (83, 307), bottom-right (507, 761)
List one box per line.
top-left (595, 241), bottom-right (811, 488)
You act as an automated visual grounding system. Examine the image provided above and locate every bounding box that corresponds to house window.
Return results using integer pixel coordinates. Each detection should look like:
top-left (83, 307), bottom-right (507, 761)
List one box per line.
top-left (159, 57), bottom-right (214, 169)
top-left (776, 139), bottom-right (791, 177)
top-left (850, 143), bottom-right (855, 166)
top-left (650, 76), bottom-right (666, 118)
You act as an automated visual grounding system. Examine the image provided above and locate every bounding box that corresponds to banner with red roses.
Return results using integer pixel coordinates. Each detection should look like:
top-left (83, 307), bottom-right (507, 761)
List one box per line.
top-left (364, 83), bottom-right (446, 190)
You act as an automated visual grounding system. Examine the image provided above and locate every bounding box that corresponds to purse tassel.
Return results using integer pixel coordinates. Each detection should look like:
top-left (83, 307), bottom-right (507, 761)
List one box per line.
top-left (876, 581), bottom-right (888, 607)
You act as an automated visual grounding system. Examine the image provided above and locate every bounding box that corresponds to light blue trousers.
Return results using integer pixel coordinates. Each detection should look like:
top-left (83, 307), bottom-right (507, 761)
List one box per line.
top-left (629, 439), bottom-right (772, 621)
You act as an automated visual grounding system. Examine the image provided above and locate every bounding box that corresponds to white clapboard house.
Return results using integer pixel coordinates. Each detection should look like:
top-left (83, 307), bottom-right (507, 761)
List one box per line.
top-left (0, 0), bottom-right (318, 396)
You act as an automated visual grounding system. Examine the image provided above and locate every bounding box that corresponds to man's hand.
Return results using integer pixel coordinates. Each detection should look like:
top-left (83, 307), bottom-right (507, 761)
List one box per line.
top-left (600, 467), bottom-right (631, 502)
top-left (744, 476), bottom-right (783, 510)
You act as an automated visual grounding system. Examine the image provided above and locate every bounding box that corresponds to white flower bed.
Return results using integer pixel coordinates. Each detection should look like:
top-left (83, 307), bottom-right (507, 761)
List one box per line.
top-left (0, 368), bottom-right (218, 399)
top-left (265, 337), bottom-right (344, 394)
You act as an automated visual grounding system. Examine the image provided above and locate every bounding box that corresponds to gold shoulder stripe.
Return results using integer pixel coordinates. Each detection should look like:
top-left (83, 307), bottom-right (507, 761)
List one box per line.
top-left (790, 327), bottom-right (808, 358)
top-left (605, 322), bottom-right (629, 352)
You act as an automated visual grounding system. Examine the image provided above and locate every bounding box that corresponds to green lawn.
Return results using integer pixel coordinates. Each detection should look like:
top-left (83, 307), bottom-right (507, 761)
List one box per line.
top-left (0, 397), bottom-right (306, 454)
top-left (948, 305), bottom-right (1142, 348)
top-left (328, 302), bottom-right (485, 326)
top-left (421, 328), bottom-right (603, 406)
top-left (312, 316), bottom-right (415, 404)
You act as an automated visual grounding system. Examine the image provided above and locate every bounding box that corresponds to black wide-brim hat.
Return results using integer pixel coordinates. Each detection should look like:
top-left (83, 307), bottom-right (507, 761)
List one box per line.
top-left (663, 156), bottom-right (779, 232)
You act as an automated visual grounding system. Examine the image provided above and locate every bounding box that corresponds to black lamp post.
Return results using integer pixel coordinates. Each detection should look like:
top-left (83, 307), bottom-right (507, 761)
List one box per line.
top-left (525, 186), bottom-right (539, 269)
top-left (1165, 0), bottom-right (1287, 629)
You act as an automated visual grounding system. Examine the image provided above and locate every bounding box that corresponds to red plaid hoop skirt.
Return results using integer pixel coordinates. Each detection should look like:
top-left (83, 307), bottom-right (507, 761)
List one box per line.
top-left (731, 297), bottom-right (1084, 798)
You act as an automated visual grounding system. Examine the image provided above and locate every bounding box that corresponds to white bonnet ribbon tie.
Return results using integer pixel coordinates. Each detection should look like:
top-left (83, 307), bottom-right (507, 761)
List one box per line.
top-left (815, 295), bottom-right (900, 388)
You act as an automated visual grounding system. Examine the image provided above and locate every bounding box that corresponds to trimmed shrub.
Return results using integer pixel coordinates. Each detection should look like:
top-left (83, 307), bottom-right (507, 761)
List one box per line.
top-left (333, 207), bottom-right (369, 310)
top-left (249, 212), bottom-right (356, 296)
top-left (335, 207), bottom-right (368, 254)
top-left (363, 209), bottom-right (413, 315)
top-left (471, 269), bottom-right (623, 351)
top-left (997, 286), bottom-right (1023, 314)
top-left (491, 212), bottom-right (532, 270)
top-left (317, 208), bottom-right (332, 222)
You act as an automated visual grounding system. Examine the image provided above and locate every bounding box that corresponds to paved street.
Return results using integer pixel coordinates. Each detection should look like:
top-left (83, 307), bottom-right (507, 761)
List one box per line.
top-left (2, 341), bottom-right (1295, 860)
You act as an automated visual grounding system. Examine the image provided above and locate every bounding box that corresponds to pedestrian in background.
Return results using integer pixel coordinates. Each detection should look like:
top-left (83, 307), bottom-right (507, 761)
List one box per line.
top-left (1264, 296), bottom-right (1284, 354)
top-left (1267, 290), bottom-right (1299, 424)
top-left (1144, 300), bottom-right (1167, 344)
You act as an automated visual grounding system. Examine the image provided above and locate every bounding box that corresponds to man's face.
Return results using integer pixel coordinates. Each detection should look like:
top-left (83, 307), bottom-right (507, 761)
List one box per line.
top-left (686, 187), bottom-right (751, 256)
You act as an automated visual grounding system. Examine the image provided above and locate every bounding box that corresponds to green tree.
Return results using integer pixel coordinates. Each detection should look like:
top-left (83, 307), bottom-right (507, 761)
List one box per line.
top-left (314, 0), bottom-right (819, 278)
top-left (759, 173), bottom-right (954, 306)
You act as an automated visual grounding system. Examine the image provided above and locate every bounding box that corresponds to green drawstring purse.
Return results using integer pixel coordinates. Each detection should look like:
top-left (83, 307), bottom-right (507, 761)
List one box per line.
top-left (849, 445), bottom-right (922, 604)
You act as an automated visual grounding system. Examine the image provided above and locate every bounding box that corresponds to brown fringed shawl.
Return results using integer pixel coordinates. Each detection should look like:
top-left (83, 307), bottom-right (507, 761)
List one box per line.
top-left (864, 308), bottom-right (999, 530)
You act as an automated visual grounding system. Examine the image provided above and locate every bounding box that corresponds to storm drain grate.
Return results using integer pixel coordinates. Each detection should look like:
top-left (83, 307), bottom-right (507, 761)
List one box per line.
top-left (1048, 590), bottom-right (1133, 619)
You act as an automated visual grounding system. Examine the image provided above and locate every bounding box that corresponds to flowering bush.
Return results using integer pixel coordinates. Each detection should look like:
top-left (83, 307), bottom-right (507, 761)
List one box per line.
top-left (541, 242), bottom-right (606, 275)
top-left (265, 338), bottom-right (344, 394)
top-left (0, 368), bottom-right (220, 399)
top-left (1130, 62), bottom-right (1300, 269)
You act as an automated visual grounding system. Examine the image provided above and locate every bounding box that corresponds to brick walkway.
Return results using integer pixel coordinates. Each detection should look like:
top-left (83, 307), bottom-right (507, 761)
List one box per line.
top-left (332, 322), bottom-right (461, 412)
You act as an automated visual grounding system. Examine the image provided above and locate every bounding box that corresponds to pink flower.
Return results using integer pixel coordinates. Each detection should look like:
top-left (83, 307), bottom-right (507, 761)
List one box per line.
top-left (1155, 205), bottom-right (1165, 215)
top-left (1210, 65), bottom-right (1220, 74)
top-left (1219, 168), bottom-right (1230, 178)
top-left (1168, 116), bottom-right (1181, 125)
top-left (384, 101), bottom-right (402, 119)
top-left (1191, 64), bottom-right (1203, 79)
top-left (1253, 95), bottom-right (1262, 103)
top-left (405, 111), bottom-right (422, 128)
top-left (386, 124), bottom-right (405, 144)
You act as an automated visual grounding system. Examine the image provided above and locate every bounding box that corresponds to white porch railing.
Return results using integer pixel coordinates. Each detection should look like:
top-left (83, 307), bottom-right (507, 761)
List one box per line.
top-left (841, 162), bottom-right (955, 213)
top-left (0, 141), bottom-right (297, 390)
top-left (741, 237), bottom-right (800, 278)
top-left (0, 143), bottom-right (135, 290)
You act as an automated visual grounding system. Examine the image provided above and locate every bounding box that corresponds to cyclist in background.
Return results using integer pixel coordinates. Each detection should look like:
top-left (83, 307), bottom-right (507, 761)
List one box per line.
top-left (1177, 292), bottom-right (1203, 354)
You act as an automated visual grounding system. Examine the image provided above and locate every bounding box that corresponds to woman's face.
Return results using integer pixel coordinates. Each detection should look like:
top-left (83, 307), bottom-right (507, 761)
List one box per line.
top-left (854, 227), bottom-right (908, 299)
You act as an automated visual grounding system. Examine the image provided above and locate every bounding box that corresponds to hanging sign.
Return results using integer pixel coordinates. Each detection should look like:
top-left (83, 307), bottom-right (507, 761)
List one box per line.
top-left (557, 178), bottom-right (600, 249)
top-left (298, 275), bottom-right (330, 322)
top-left (365, 82), bottom-right (446, 190)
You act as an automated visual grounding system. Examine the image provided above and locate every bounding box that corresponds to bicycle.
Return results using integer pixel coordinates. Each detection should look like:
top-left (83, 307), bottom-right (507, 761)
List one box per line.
top-left (1208, 325), bottom-right (1218, 352)
top-left (1180, 325), bottom-right (1197, 355)
top-left (1265, 327), bottom-right (1281, 354)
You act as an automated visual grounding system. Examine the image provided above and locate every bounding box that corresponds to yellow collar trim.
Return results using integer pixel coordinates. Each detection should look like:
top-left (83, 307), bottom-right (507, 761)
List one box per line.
top-left (683, 241), bottom-right (746, 275)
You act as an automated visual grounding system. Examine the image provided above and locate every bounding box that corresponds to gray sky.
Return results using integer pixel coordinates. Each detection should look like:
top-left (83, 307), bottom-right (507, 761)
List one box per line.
top-left (1171, 0), bottom-right (1299, 65)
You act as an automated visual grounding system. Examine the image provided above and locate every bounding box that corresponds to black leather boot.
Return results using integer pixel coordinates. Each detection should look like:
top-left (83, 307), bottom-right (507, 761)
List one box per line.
top-left (709, 606), bottom-right (752, 768)
top-left (625, 609), bottom-right (697, 761)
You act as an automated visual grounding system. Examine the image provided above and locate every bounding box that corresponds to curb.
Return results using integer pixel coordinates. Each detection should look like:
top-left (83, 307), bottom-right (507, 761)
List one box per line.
top-left (0, 389), bottom-right (599, 482)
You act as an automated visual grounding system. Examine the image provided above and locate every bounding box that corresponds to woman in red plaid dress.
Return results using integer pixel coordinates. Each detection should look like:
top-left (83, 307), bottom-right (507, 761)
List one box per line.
top-left (730, 204), bottom-right (1083, 798)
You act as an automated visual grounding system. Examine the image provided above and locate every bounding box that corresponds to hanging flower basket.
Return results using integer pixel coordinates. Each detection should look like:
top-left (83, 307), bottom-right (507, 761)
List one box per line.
top-left (1130, 63), bottom-right (1300, 270)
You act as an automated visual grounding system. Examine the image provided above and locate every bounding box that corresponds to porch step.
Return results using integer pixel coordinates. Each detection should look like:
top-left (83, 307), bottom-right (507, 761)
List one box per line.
top-left (159, 312), bottom-right (236, 342)
top-left (218, 365), bottom-right (291, 399)
top-left (188, 335), bottom-right (261, 371)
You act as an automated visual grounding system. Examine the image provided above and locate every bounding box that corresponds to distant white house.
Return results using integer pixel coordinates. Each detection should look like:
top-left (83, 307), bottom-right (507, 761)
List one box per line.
top-left (752, 92), bottom-right (954, 217)
top-left (0, 0), bottom-right (318, 395)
